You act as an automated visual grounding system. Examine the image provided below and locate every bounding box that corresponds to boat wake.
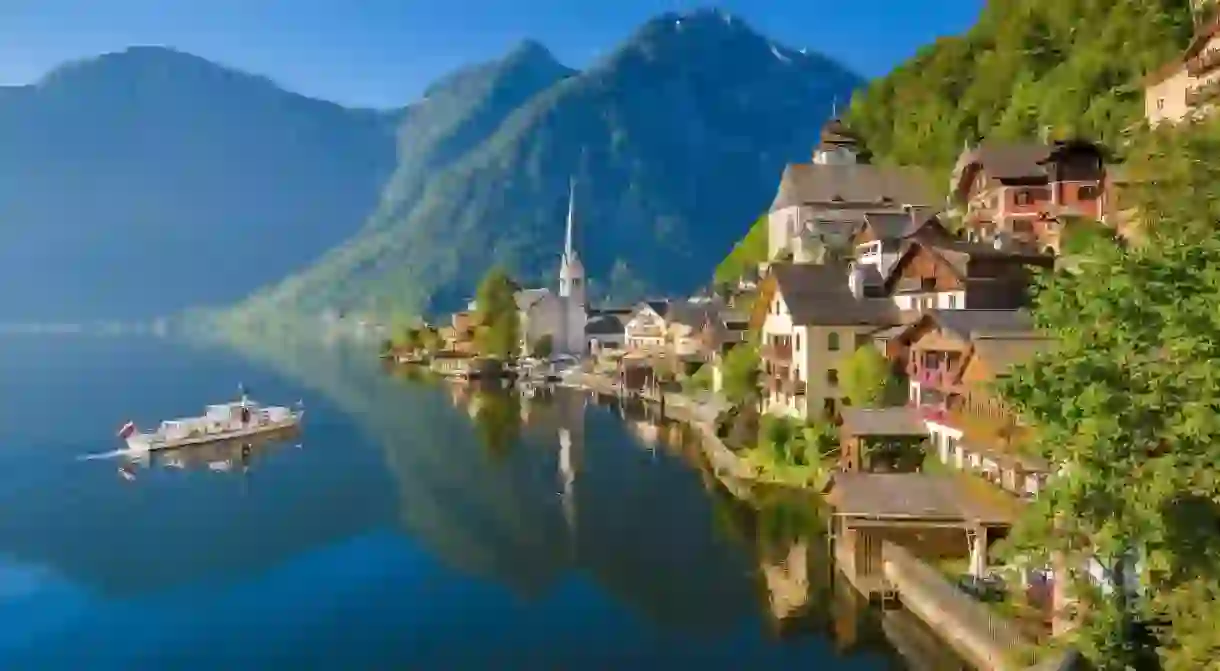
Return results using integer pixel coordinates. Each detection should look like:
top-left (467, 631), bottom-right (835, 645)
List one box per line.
top-left (76, 448), bottom-right (141, 462)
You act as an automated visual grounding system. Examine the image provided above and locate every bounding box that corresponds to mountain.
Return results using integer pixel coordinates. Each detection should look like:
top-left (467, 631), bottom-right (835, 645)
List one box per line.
top-left (844, 0), bottom-right (1192, 178)
top-left (0, 46), bottom-right (397, 321)
top-left (229, 9), bottom-right (862, 321)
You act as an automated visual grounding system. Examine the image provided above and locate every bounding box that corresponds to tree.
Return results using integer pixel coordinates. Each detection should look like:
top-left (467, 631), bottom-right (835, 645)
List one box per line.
top-left (996, 118), bottom-right (1220, 670)
top-left (531, 334), bottom-right (554, 359)
top-left (719, 342), bottom-right (760, 407)
top-left (418, 326), bottom-right (441, 353)
top-left (840, 345), bottom-right (904, 408)
top-left (473, 267), bottom-right (520, 360)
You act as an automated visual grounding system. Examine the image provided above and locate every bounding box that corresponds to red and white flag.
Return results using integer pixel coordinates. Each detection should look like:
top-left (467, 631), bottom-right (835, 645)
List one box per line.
top-left (117, 421), bottom-right (137, 439)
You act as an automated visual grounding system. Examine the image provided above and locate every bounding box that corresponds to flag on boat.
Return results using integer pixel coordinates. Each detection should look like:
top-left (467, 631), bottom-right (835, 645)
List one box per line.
top-left (117, 421), bottom-right (137, 439)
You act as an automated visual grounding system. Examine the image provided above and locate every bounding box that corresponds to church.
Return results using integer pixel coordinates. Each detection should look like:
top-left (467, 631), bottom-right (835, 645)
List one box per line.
top-left (516, 178), bottom-right (588, 357)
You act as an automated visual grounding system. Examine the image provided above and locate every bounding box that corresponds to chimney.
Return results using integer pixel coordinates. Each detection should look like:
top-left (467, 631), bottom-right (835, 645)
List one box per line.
top-left (848, 262), bottom-right (864, 300)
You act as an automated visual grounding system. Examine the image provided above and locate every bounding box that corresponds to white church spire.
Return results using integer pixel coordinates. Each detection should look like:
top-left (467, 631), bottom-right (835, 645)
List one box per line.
top-left (559, 176), bottom-right (585, 299)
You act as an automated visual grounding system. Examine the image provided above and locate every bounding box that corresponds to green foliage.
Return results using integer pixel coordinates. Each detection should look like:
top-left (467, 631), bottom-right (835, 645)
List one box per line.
top-left (472, 388), bottom-right (522, 459)
top-left (530, 334), bottom-right (554, 359)
top-left (682, 364), bottom-right (714, 394)
top-left (839, 345), bottom-right (905, 408)
top-left (1058, 216), bottom-right (1123, 257)
top-left (719, 342), bottom-right (760, 407)
top-left (713, 214), bottom-right (768, 285)
top-left (418, 326), bottom-right (442, 353)
top-left (473, 268), bottom-right (520, 359)
top-left (996, 118), bottom-right (1220, 669)
top-left (845, 0), bottom-right (1192, 180)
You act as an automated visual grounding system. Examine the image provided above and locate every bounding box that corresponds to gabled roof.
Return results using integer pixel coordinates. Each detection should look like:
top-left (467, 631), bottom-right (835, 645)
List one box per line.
top-left (894, 309), bottom-right (1044, 352)
top-left (883, 234), bottom-right (1052, 292)
top-left (951, 140), bottom-right (1106, 193)
top-left (932, 309), bottom-right (1038, 340)
top-left (515, 288), bottom-right (552, 311)
top-left (768, 262), bottom-right (900, 326)
top-left (770, 164), bottom-right (935, 213)
top-left (841, 407), bottom-right (929, 437)
top-left (585, 314), bottom-right (627, 336)
top-left (969, 337), bottom-right (1051, 373)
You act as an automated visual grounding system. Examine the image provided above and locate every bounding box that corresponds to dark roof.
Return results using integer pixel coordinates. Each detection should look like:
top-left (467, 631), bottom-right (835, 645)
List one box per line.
top-left (953, 140), bottom-right (1105, 188)
top-left (841, 407), bottom-right (929, 437)
top-left (639, 300), bottom-right (672, 318)
top-left (770, 262), bottom-right (900, 326)
top-left (665, 302), bottom-right (723, 329)
top-left (771, 164), bottom-right (935, 212)
top-left (590, 306), bottom-right (635, 317)
top-left (929, 309), bottom-right (1037, 341)
top-left (585, 314), bottom-right (626, 335)
top-left (859, 208), bottom-right (941, 241)
top-left (826, 473), bottom-right (1017, 525)
top-left (887, 234), bottom-right (1053, 285)
top-left (970, 337), bottom-right (1051, 372)
top-left (817, 118), bottom-right (859, 147)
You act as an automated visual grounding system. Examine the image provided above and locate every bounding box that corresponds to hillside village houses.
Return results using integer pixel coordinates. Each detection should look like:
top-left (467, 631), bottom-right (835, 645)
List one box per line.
top-left (1144, 0), bottom-right (1220, 126)
top-left (948, 140), bottom-right (1109, 254)
top-left (767, 120), bottom-right (936, 263)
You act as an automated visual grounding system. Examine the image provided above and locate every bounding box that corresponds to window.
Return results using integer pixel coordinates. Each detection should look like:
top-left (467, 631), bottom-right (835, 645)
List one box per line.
top-left (1015, 190), bottom-right (1033, 206)
top-left (823, 398), bottom-right (837, 419)
top-left (827, 369), bottom-right (839, 386)
top-left (947, 294), bottom-right (958, 309)
top-left (795, 333), bottom-right (801, 352)
top-left (1078, 184), bottom-right (1100, 200)
top-left (827, 332), bottom-right (840, 351)
top-left (1157, 97), bottom-right (1165, 111)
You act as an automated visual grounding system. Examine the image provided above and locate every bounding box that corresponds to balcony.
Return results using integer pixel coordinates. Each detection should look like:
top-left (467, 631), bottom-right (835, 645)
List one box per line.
top-left (1186, 78), bottom-right (1220, 107)
top-left (761, 342), bottom-right (793, 362)
top-left (1188, 47), bottom-right (1220, 76)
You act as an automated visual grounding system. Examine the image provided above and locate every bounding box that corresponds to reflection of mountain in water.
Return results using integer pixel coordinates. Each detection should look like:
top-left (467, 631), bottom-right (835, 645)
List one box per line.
top-left (226, 333), bottom-right (759, 632)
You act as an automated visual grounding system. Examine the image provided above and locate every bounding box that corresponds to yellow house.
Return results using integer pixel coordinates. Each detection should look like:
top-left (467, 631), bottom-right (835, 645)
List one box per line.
top-left (752, 262), bottom-right (902, 421)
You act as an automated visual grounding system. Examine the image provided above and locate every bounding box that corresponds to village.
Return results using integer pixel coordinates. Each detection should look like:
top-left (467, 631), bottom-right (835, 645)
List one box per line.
top-left (377, 7), bottom-right (1220, 670)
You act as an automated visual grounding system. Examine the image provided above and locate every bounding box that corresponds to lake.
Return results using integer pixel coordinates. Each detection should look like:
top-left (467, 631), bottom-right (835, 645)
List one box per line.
top-left (0, 334), bottom-right (940, 669)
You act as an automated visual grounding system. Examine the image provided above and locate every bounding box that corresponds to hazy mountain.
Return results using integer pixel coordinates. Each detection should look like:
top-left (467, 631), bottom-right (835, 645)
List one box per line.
top-left (231, 9), bottom-right (862, 320)
top-left (0, 46), bottom-right (398, 321)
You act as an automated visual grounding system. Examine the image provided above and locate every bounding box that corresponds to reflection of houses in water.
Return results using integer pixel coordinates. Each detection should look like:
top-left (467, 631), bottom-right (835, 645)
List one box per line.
top-left (762, 540), bottom-right (811, 622)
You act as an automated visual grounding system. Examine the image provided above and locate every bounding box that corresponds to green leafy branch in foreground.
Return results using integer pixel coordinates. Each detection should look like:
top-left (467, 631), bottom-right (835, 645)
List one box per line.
top-left (996, 118), bottom-right (1220, 670)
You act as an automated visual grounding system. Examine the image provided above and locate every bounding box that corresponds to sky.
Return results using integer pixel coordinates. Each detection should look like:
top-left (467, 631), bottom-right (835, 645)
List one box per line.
top-left (0, 0), bottom-right (984, 109)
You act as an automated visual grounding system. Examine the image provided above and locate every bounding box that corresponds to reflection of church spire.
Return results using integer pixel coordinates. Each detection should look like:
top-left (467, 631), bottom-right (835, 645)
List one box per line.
top-left (556, 391), bottom-right (587, 545)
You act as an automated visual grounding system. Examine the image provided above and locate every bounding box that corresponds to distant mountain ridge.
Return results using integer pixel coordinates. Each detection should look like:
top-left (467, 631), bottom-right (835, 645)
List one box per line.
top-left (229, 9), bottom-right (863, 320)
top-left (0, 46), bottom-right (398, 321)
top-left (0, 10), bottom-right (861, 322)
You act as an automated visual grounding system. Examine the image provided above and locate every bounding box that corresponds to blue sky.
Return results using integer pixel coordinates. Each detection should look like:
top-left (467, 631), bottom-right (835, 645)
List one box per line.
top-left (0, 0), bottom-right (983, 108)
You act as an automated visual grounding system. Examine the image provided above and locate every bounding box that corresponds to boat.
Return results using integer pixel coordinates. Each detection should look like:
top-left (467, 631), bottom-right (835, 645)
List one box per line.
top-left (118, 385), bottom-right (304, 452)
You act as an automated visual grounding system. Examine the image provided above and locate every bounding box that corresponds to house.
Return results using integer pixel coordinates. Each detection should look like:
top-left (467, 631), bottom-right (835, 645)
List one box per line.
top-left (624, 300), bottom-right (673, 353)
top-left (623, 299), bottom-right (730, 359)
top-left (894, 309), bottom-right (1053, 498)
top-left (879, 231), bottom-right (1054, 313)
top-left (1144, 1), bottom-right (1220, 126)
top-left (585, 313), bottom-right (627, 354)
top-left (949, 140), bottom-right (1108, 253)
top-left (767, 119), bottom-right (935, 262)
top-left (752, 262), bottom-right (900, 421)
top-left (849, 208), bottom-right (944, 278)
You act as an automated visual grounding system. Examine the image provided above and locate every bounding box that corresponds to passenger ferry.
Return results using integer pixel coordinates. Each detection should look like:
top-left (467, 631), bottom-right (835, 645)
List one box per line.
top-left (118, 385), bottom-right (304, 452)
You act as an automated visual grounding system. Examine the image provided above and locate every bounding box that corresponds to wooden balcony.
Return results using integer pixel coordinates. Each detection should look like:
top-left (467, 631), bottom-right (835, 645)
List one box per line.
top-left (761, 342), bottom-right (793, 363)
top-left (1188, 47), bottom-right (1220, 76)
top-left (1186, 78), bottom-right (1220, 107)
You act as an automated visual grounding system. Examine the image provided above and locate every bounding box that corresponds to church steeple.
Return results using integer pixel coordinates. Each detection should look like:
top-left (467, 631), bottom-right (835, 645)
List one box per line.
top-left (559, 176), bottom-right (585, 300)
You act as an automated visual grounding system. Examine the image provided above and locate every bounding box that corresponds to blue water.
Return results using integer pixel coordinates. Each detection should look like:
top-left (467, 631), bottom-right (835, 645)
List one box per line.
top-left (0, 335), bottom-right (906, 669)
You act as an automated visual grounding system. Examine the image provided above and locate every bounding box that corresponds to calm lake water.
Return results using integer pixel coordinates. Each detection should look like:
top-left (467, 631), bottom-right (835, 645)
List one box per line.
top-left (0, 334), bottom-right (942, 669)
